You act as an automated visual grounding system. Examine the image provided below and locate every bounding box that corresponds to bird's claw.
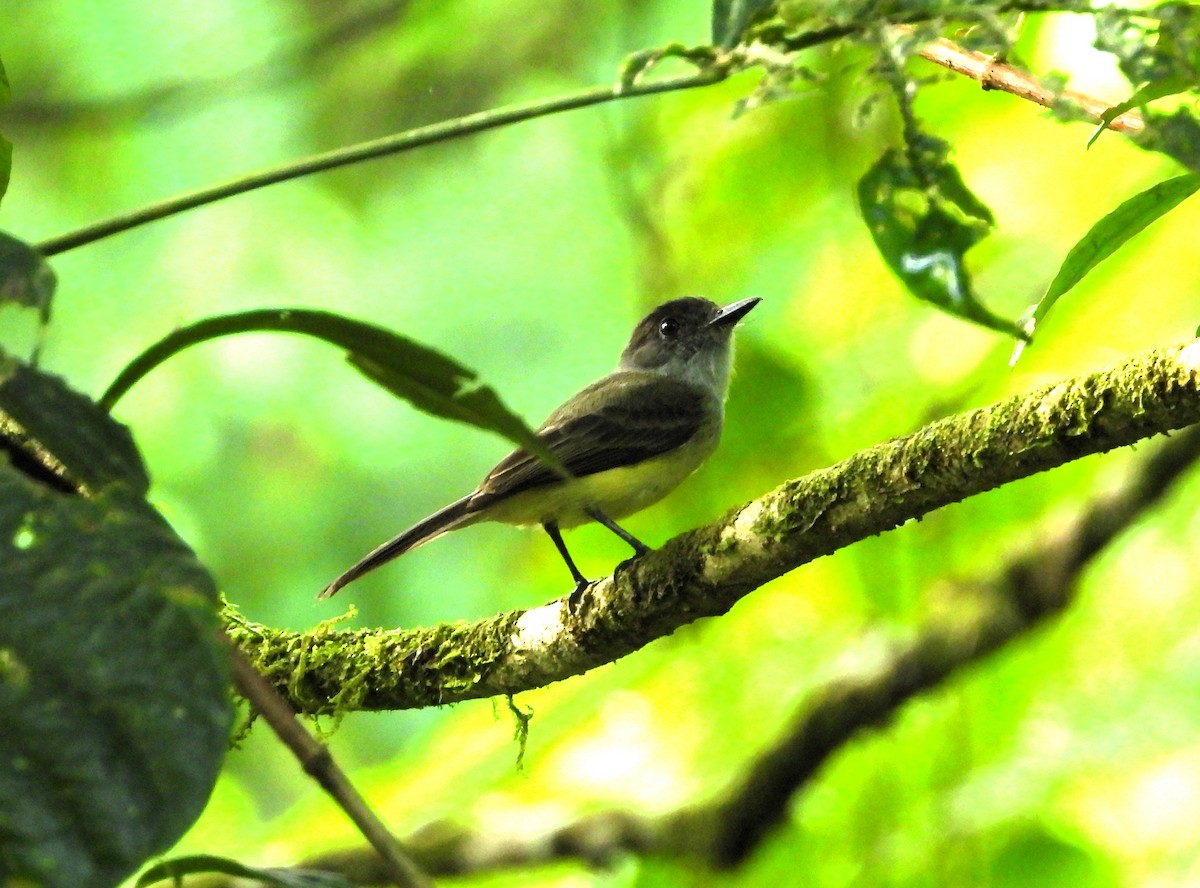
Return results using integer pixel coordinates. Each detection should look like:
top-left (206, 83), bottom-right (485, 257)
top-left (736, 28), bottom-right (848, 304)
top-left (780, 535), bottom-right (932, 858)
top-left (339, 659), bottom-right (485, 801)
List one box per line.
top-left (567, 577), bottom-right (594, 615)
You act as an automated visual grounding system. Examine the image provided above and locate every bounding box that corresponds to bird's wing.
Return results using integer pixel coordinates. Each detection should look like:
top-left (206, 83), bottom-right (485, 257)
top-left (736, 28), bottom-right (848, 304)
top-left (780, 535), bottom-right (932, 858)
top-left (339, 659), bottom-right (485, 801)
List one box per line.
top-left (469, 372), bottom-right (710, 508)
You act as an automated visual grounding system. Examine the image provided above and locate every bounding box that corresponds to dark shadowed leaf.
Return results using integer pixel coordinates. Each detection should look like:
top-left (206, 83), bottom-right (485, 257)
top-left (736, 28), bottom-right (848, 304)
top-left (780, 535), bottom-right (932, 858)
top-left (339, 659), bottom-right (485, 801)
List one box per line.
top-left (0, 366), bottom-right (231, 888)
top-left (1030, 173), bottom-right (1200, 332)
top-left (0, 232), bottom-right (55, 324)
top-left (137, 855), bottom-right (353, 888)
top-left (857, 144), bottom-right (1025, 339)
top-left (1141, 107), bottom-right (1200, 172)
top-left (712, 0), bottom-right (776, 48)
top-left (1, 351), bottom-right (148, 495)
top-left (100, 308), bottom-right (566, 475)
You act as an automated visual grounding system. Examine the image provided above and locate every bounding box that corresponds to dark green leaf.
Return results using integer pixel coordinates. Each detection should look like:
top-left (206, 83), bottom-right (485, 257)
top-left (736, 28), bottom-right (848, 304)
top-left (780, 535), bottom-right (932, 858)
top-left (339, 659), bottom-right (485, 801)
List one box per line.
top-left (712, 0), bottom-right (776, 48)
top-left (0, 231), bottom-right (55, 324)
top-left (1031, 173), bottom-right (1200, 330)
top-left (137, 855), bottom-right (353, 888)
top-left (349, 353), bottom-right (566, 474)
top-left (1, 350), bottom-right (148, 495)
top-left (0, 456), bottom-right (232, 887)
top-left (989, 827), bottom-right (1115, 888)
top-left (857, 146), bottom-right (1025, 339)
top-left (100, 308), bottom-right (567, 477)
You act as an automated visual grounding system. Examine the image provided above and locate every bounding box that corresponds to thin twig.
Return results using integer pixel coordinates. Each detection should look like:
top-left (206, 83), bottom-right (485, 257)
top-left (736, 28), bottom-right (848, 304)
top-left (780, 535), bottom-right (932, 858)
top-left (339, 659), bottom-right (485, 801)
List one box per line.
top-left (915, 34), bottom-right (1145, 133)
top-left (33, 70), bottom-right (724, 257)
top-left (31, 17), bottom-right (1151, 259)
top-left (223, 631), bottom-right (434, 888)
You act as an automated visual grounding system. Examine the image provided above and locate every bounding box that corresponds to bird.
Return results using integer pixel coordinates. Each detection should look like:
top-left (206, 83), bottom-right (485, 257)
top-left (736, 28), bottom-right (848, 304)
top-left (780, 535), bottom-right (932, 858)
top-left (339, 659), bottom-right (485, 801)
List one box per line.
top-left (320, 296), bottom-right (760, 599)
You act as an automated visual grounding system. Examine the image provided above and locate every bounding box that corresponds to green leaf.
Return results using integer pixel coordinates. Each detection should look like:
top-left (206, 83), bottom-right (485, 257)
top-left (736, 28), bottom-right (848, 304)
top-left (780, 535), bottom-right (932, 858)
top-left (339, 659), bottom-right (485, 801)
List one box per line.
top-left (100, 308), bottom-right (567, 477)
top-left (0, 375), bottom-right (232, 887)
top-left (1, 351), bottom-right (148, 495)
top-left (1086, 76), bottom-right (1191, 148)
top-left (0, 57), bottom-right (10, 205)
top-left (0, 138), bottom-right (10, 208)
top-left (348, 352), bottom-right (565, 477)
top-left (1031, 173), bottom-right (1200, 331)
top-left (137, 855), bottom-right (353, 888)
top-left (712, 0), bottom-right (776, 48)
top-left (857, 145), bottom-right (1026, 340)
top-left (989, 827), bottom-right (1114, 888)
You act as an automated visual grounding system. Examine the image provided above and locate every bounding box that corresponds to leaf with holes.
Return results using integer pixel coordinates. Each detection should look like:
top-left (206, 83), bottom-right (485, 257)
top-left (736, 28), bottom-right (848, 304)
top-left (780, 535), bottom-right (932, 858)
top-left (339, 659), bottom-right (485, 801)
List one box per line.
top-left (858, 144), bottom-right (1025, 340)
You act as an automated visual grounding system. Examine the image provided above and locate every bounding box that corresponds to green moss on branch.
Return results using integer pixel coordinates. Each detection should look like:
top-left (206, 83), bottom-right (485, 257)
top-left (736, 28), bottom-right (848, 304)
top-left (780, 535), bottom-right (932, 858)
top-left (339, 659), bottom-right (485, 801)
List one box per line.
top-left (227, 340), bottom-right (1200, 714)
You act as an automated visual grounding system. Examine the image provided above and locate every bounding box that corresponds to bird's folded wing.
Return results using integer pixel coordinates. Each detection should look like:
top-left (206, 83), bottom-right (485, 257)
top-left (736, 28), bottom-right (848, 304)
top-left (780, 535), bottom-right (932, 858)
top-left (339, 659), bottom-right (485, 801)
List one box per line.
top-left (469, 372), bottom-right (710, 507)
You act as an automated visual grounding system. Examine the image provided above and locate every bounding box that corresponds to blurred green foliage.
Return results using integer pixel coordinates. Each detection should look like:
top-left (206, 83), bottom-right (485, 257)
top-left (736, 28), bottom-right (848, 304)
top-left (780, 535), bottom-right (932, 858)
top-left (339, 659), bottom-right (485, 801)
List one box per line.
top-left (3, 1), bottom-right (1200, 886)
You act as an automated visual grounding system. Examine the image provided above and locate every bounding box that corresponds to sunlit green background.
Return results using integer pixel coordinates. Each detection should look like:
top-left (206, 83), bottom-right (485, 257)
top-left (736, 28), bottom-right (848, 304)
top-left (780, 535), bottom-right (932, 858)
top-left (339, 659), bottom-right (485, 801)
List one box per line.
top-left (4, 2), bottom-right (1200, 885)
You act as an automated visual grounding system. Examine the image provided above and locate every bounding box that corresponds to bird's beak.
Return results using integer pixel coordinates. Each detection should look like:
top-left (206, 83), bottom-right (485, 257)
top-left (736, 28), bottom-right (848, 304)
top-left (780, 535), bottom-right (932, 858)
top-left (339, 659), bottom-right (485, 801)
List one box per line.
top-left (707, 297), bottom-right (761, 328)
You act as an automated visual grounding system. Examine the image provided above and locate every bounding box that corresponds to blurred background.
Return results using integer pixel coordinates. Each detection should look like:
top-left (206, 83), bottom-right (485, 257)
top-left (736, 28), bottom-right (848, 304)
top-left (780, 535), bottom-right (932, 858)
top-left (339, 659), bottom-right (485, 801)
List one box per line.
top-left (4, 1), bottom-right (1200, 885)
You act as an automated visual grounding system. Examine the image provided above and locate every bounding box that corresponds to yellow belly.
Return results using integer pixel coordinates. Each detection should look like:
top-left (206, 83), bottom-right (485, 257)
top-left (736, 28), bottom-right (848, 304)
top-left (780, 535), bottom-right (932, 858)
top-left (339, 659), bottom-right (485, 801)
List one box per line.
top-left (474, 427), bottom-right (720, 529)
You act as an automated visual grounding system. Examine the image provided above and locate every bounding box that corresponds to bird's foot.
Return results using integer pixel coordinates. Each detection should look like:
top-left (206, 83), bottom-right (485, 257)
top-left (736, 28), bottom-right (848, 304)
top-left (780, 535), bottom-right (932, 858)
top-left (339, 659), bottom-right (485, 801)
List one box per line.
top-left (614, 555), bottom-right (637, 576)
top-left (567, 577), bottom-right (594, 615)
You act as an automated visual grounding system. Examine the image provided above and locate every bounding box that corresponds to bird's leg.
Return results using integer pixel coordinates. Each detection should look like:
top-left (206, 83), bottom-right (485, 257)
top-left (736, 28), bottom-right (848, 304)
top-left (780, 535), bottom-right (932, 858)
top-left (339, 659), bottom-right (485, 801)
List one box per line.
top-left (585, 507), bottom-right (650, 555)
top-left (543, 521), bottom-right (591, 608)
top-left (586, 508), bottom-right (652, 601)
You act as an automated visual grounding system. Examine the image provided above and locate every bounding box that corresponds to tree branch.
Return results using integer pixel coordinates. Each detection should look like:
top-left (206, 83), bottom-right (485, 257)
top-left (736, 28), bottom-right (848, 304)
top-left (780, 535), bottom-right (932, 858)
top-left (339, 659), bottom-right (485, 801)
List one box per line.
top-left (913, 34), bottom-right (1144, 133)
top-left (693, 423), bottom-right (1200, 866)
top-left (227, 338), bottom-right (1200, 714)
top-left (224, 422), bottom-right (1200, 885)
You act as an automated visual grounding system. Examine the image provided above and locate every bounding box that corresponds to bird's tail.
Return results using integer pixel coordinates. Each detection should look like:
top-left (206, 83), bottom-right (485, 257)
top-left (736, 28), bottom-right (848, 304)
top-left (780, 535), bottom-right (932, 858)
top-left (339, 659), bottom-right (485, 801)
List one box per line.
top-left (319, 495), bottom-right (475, 598)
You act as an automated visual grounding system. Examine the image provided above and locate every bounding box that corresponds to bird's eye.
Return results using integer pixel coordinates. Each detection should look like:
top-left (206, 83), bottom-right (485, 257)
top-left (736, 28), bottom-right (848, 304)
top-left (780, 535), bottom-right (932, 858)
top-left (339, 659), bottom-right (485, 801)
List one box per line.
top-left (659, 318), bottom-right (680, 338)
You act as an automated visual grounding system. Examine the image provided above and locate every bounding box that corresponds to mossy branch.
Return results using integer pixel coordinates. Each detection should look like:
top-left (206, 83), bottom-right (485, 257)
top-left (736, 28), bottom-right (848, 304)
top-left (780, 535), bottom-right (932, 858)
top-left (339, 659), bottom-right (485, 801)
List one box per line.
top-left (224, 424), bottom-right (1200, 885)
top-left (226, 338), bottom-right (1200, 714)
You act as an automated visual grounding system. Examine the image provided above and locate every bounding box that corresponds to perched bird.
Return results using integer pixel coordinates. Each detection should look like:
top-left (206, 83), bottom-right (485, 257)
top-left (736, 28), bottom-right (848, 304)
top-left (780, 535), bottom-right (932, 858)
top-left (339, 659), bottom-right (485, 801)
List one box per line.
top-left (320, 296), bottom-right (760, 599)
